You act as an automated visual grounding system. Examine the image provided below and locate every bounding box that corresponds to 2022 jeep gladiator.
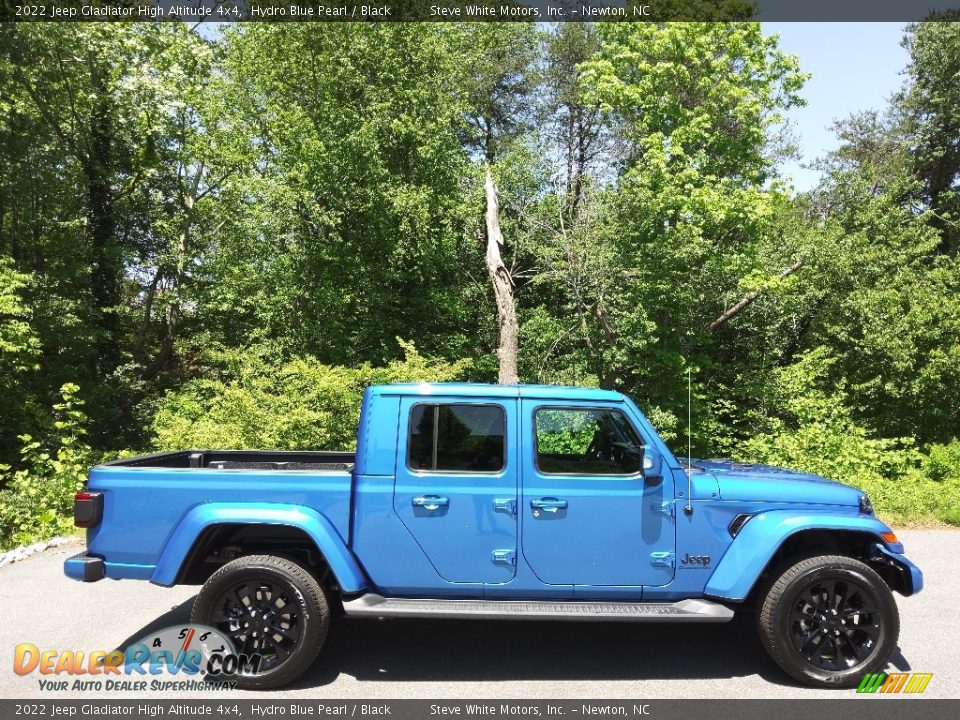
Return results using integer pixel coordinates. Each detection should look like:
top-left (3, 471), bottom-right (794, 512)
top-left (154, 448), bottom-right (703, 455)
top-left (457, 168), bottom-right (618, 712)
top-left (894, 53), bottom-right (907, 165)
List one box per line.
top-left (65, 383), bottom-right (922, 689)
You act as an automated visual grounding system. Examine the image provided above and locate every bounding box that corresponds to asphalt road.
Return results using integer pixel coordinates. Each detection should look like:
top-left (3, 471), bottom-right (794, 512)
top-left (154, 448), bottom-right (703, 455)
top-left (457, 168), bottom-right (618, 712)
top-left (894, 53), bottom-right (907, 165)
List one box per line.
top-left (2, 530), bottom-right (957, 699)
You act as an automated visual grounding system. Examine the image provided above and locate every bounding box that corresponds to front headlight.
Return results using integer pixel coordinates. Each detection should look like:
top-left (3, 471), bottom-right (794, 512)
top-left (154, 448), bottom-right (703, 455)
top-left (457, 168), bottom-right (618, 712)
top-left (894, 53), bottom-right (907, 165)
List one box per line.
top-left (859, 494), bottom-right (874, 515)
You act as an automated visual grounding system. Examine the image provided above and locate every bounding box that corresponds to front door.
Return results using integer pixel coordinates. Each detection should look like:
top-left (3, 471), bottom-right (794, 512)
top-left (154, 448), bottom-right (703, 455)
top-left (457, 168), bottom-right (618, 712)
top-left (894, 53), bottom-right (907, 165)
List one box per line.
top-left (394, 397), bottom-right (518, 584)
top-left (520, 400), bottom-right (675, 587)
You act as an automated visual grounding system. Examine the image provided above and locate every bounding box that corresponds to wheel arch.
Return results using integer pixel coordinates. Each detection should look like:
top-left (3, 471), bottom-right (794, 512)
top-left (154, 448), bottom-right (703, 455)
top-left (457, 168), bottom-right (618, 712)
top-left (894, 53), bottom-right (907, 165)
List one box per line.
top-left (705, 511), bottom-right (903, 603)
top-left (150, 503), bottom-right (368, 593)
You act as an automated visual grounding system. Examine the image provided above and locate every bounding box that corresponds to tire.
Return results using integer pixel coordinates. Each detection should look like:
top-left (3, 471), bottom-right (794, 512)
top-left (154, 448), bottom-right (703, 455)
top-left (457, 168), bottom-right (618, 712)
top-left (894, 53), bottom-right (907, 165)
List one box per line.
top-left (757, 554), bottom-right (899, 688)
top-left (190, 554), bottom-right (329, 690)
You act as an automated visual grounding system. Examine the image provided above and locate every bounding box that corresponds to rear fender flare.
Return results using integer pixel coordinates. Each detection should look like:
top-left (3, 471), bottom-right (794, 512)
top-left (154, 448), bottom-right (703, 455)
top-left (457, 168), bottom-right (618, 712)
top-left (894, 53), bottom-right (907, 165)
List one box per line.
top-left (150, 502), bottom-right (367, 592)
top-left (704, 511), bottom-right (898, 602)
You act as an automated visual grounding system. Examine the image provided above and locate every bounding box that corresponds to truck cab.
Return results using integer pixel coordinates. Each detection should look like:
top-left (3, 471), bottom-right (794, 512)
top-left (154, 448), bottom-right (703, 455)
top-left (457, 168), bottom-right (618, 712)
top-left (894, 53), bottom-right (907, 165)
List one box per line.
top-left (65, 383), bottom-right (923, 690)
top-left (352, 383), bottom-right (680, 595)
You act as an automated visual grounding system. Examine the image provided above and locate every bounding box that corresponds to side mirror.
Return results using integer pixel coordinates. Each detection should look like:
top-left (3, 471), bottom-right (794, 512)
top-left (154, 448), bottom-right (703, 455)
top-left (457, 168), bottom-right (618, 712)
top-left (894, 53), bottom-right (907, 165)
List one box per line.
top-left (642, 445), bottom-right (663, 483)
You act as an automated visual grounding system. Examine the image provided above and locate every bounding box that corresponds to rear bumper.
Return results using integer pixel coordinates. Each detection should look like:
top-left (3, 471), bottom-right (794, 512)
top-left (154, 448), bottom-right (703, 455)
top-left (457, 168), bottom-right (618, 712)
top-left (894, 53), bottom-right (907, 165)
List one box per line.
top-left (64, 552), bottom-right (105, 582)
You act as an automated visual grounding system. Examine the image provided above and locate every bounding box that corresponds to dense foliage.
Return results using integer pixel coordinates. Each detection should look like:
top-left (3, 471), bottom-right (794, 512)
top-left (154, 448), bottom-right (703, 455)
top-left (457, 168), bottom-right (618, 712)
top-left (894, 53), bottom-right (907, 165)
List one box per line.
top-left (0, 385), bottom-right (92, 548)
top-left (151, 341), bottom-right (469, 451)
top-left (1, 21), bottom-right (958, 547)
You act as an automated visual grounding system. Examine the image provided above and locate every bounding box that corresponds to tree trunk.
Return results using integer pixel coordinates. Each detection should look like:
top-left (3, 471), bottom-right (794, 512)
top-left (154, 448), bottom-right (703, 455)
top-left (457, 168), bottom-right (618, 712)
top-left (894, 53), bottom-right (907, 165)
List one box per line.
top-left (134, 267), bottom-right (163, 364)
top-left (142, 167), bottom-right (200, 381)
top-left (484, 165), bottom-right (519, 385)
top-left (86, 52), bottom-right (121, 377)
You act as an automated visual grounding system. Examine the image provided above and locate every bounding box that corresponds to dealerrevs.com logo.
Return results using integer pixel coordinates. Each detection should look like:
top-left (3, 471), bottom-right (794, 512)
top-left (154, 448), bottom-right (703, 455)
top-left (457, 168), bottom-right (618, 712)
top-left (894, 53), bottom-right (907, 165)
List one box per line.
top-left (13, 625), bottom-right (261, 691)
top-left (857, 672), bottom-right (934, 694)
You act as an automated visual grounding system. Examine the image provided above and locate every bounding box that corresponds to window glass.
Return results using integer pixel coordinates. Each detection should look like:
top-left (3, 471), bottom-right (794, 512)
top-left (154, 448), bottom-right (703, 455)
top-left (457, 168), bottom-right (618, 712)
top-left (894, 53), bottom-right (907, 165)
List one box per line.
top-left (408, 404), bottom-right (505, 472)
top-left (408, 404), bottom-right (435, 470)
top-left (535, 407), bottom-right (643, 475)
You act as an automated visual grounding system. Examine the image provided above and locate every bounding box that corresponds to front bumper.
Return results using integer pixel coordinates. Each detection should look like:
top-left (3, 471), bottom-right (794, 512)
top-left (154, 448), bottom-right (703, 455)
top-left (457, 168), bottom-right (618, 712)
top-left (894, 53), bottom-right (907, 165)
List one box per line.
top-left (64, 552), bottom-right (105, 582)
top-left (872, 543), bottom-right (923, 596)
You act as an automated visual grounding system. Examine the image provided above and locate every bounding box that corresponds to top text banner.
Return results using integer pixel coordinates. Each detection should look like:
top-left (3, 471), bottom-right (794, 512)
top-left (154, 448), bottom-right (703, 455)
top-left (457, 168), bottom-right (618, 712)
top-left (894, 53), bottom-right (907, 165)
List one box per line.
top-left (3, 0), bottom-right (960, 22)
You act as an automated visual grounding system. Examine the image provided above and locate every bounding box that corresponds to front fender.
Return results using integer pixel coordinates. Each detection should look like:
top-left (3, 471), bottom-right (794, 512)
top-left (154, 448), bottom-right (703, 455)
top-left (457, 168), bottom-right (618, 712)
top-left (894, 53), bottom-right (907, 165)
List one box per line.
top-left (704, 510), bottom-right (899, 602)
top-left (150, 502), bottom-right (368, 592)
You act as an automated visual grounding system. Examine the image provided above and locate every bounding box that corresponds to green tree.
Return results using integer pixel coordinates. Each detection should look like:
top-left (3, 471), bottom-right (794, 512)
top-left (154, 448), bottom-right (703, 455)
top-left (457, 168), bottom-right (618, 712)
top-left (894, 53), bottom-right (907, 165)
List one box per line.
top-left (552, 23), bottom-right (807, 441)
top-left (901, 16), bottom-right (960, 256)
top-left (203, 24), bottom-right (480, 366)
top-left (122, 26), bottom-right (241, 381)
top-left (1, 24), bottom-right (141, 376)
top-left (0, 24), bottom-right (225, 450)
top-left (0, 257), bottom-right (41, 456)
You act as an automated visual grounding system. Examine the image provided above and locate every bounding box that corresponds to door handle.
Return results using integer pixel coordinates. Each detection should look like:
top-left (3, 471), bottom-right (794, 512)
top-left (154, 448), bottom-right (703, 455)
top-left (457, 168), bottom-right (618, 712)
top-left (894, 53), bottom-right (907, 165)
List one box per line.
top-left (530, 497), bottom-right (568, 513)
top-left (412, 495), bottom-right (449, 511)
top-left (492, 497), bottom-right (516, 515)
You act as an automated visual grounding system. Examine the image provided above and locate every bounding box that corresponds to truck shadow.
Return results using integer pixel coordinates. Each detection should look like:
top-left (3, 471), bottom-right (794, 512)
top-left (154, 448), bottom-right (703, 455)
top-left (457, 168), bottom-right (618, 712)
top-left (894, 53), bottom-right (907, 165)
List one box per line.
top-left (113, 598), bottom-right (912, 689)
top-left (296, 615), bottom-right (911, 689)
top-left (298, 615), bottom-right (787, 687)
top-left (111, 596), bottom-right (198, 652)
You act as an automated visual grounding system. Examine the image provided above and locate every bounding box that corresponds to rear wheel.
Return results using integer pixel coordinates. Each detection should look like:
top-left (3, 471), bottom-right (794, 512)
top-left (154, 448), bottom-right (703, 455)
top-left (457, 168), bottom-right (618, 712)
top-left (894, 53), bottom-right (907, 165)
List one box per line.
top-left (191, 554), bottom-right (329, 690)
top-left (757, 554), bottom-right (899, 687)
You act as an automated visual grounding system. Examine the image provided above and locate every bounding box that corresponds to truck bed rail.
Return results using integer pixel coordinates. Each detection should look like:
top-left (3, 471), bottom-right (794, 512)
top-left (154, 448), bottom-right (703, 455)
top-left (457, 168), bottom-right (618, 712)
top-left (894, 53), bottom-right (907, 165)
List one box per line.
top-left (101, 449), bottom-right (355, 471)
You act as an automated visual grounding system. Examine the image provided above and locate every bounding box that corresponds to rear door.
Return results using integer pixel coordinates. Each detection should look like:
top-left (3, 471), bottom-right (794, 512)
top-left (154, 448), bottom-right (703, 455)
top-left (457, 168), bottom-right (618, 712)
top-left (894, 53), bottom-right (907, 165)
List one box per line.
top-left (394, 397), bottom-right (518, 584)
top-left (520, 400), bottom-right (675, 587)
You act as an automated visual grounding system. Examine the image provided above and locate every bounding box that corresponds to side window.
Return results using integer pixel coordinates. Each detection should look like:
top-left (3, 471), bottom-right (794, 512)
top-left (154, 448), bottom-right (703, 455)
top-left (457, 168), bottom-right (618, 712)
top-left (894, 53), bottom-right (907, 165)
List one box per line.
top-left (535, 407), bottom-right (643, 476)
top-left (408, 404), bottom-right (506, 473)
top-left (409, 405), bottom-right (436, 470)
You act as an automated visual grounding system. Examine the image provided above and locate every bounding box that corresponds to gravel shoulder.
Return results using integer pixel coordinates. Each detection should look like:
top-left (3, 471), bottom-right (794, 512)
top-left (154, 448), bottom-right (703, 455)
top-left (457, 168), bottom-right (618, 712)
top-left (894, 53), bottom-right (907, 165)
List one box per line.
top-left (1, 530), bottom-right (956, 699)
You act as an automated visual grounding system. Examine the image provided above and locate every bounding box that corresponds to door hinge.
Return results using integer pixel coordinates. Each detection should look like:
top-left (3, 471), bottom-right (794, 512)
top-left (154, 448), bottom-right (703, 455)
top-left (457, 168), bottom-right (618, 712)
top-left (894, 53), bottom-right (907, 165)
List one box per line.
top-left (492, 498), bottom-right (516, 515)
top-left (650, 551), bottom-right (675, 568)
top-left (652, 501), bottom-right (675, 518)
top-left (492, 549), bottom-right (516, 566)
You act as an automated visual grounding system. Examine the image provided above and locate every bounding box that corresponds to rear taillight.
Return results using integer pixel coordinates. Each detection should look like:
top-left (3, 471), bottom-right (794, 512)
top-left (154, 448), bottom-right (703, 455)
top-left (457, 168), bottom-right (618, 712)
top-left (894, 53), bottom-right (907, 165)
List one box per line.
top-left (74, 491), bottom-right (103, 528)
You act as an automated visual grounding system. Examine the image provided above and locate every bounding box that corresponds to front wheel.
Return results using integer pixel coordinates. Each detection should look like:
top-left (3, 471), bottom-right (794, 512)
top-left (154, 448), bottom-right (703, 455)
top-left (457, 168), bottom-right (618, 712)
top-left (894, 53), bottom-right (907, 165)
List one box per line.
top-left (191, 554), bottom-right (329, 690)
top-left (757, 554), bottom-right (899, 687)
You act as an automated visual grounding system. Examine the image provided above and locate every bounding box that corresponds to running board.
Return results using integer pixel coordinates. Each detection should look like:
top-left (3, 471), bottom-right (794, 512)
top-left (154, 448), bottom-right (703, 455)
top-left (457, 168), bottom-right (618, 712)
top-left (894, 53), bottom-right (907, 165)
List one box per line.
top-left (342, 594), bottom-right (734, 622)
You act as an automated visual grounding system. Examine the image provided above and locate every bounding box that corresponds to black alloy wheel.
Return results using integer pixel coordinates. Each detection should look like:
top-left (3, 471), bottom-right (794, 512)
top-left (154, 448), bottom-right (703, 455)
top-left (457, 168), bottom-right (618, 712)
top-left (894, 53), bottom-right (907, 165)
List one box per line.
top-left (789, 577), bottom-right (881, 671)
top-left (757, 554), bottom-right (899, 687)
top-left (191, 554), bottom-right (329, 689)
top-left (212, 578), bottom-right (303, 671)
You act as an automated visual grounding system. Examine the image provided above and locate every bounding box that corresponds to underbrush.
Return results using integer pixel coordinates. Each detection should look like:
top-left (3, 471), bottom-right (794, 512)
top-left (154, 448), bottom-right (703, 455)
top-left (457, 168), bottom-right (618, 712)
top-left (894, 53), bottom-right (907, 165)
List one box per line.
top-left (0, 384), bottom-right (91, 550)
top-left (733, 351), bottom-right (960, 526)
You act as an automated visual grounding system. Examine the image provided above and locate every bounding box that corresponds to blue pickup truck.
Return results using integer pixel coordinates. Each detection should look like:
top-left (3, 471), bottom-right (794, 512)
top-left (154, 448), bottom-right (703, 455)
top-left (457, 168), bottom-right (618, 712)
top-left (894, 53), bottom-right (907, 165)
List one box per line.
top-left (65, 382), bottom-right (922, 689)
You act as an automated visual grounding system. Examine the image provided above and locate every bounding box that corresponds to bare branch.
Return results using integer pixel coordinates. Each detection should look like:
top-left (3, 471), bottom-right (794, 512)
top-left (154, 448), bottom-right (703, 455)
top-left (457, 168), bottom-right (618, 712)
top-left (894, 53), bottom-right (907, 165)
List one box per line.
top-left (707, 260), bottom-right (805, 332)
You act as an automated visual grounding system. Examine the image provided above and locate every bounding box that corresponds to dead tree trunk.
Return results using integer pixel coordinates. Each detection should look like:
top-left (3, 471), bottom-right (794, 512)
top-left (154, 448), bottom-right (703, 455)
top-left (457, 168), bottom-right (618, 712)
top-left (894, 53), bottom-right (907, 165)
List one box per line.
top-left (484, 165), bottom-right (519, 385)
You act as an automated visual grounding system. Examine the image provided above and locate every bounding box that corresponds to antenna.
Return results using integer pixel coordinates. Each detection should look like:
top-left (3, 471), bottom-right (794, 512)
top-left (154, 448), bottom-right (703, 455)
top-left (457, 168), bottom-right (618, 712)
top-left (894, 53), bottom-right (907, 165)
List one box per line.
top-left (684, 366), bottom-right (693, 516)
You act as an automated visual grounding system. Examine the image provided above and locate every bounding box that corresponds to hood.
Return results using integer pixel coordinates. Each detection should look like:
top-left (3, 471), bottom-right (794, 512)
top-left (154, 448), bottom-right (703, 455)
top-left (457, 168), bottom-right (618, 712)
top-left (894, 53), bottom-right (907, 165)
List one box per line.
top-left (691, 458), bottom-right (863, 507)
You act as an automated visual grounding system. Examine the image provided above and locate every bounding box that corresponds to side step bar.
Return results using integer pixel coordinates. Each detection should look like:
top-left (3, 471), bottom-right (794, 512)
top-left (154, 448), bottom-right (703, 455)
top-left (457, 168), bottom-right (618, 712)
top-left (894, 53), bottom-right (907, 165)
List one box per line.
top-left (342, 594), bottom-right (734, 623)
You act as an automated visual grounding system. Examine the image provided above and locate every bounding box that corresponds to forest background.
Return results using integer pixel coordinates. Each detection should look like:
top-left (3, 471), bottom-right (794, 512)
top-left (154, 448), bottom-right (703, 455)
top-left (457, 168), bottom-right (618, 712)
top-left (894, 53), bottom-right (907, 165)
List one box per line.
top-left (1, 18), bottom-right (959, 549)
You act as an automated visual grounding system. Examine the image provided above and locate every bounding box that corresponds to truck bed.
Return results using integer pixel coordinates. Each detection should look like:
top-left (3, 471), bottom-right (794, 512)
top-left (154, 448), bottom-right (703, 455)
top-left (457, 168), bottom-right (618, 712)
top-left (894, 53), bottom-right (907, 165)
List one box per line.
top-left (103, 449), bottom-right (355, 472)
top-left (85, 449), bottom-right (357, 581)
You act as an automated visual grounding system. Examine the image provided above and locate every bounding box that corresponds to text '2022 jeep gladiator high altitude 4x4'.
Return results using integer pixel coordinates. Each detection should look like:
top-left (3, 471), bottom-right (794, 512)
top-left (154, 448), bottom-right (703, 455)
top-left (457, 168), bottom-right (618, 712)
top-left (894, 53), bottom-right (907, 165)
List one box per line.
top-left (66, 383), bottom-right (922, 689)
